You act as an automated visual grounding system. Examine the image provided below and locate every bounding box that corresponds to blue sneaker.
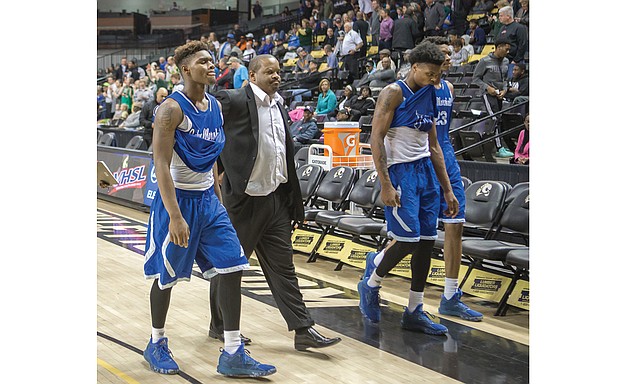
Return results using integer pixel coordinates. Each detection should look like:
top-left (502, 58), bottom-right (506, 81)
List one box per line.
top-left (143, 337), bottom-right (180, 375)
top-left (439, 289), bottom-right (483, 321)
top-left (401, 304), bottom-right (448, 335)
top-left (362, 251), bottom-right (378, 280)
top-left (217, 343), bottom-right (276, 377)
top-left (357, 277), bottom-right (381, 322)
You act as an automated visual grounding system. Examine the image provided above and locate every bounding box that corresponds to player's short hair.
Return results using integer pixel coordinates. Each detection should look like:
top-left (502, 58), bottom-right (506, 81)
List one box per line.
top-left (422, 36), bottom-right (450, 46)
top-left (408, 41), bottom-right (445, 66)
top-left (174, 40), bottom-right (209, 67)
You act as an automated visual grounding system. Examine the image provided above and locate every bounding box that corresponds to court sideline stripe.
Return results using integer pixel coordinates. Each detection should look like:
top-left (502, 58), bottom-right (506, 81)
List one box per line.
top-left (97, 358), bottom-right (140, 384)
top-left (97, 331), bottom-right (203, 384)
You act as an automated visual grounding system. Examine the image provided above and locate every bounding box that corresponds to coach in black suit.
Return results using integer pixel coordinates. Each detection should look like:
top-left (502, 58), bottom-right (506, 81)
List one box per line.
top-left (210, 54), bottom-right (341, 351)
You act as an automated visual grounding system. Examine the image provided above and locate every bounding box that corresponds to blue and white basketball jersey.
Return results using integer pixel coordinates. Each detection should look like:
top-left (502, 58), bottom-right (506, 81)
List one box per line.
top-left (154, 91), bottom-right (225, 190)
top-left (384, 81), bottom-right (437, 167)
top-left (435, 79), bottom-right (453, 148)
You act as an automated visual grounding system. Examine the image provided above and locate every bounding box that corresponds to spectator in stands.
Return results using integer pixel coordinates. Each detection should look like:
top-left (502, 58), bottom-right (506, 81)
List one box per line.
top-left (498, 5), bottom-right (528, 77)
top-left (146, 62), bottom-right (159, 83)
top-left (335, 108), bottom-right (352, 121)
top-left (287, 27), bottom-right (301, 51)
top-left (119, 104), bottom-right (143, 129)
top-left (379, 8), bottom-right (394, 50)
top-left (505, 62), bottom-right (528, 102)
top-left (472, 37), bottom-right (511, 162)
top-left (140, 87), bottom-right (168, 148)
top-left (466, 19), bottom-right (486, 50)
top-left (257, 36), bottom-right (274, 55)
top-left (243, 34), bottom-right (257, 62)
top-left (472, 0), bottom-right (494, 13)
top-left (298, 19), bottom-right (314, 53)
top-left (170, 72), bottom-right (184, 93)
top-left (360, 59), bottom-right (376, 80)
top-left (158, 56), bottom-right (166, 71)
top-left (115, 57), bottom-right (128, 81)
top-left (215, 58), bottom-right (234, 91)
top-left (376, 49), bottom-right (396, 71)
top-left (237, 34), bottom-right (249, 52)
top-left (291, 60), bottom-right (322, 102)
top-left (324, 0), bottom-right (335, 22)
top-left (514, 0), bottom-right (528, 27)
top-left (120, 76), bottom-right (134, 112)
top-left (332, 14), bottom-right (344, 34)
top-left (153, 71), bottom-right (168, 94)
top-left (232, 23), bottom-right (244, 41)
top-left (392, 8), bottom-right (421, 56)
top-left (272, 37), bottom-right (287, 60)
top-left (410, 3), bottom-right (425, 43)
top-left (423, 0), bottom-right (447, 37)
top-left (228, 57), bottom-right (248, 88)
top-left (369, 0), bottom-right (381, 46)
top-left (111, 103), bottom-right (129, 125)
top-left (219, 33), bottom-right (236, 60)
top-left (165, 56), bottom-right (180, 83)
top-left (450, 38), bottom-right (469, 66)
top-left (208, 32), bottom-right (220, 52)
top-left (510, 113), bottom-right (529, 165)
top-left (341, 21), bottom-right (364, 81)
top-left (111, 78), bottom-right (123, 110)
top-left (282, 6), bottom-right (291, 16)
top-left (126, 59), bottom-right (141, 81)
top-left (460, 34), bottom-right (475, 57)
top-left (323, 27), bottom-right (337, 48)
top-left (294, 47), bottom-right (311, 74)
top-left (315, 78), bottom-right (338, 116)
top-left (102, 82), bottom-right (113, 119)
top-left (360, 56), bottom-right (396, 88)
top-left (396, 48), bottom-right (414, 80)
top-left (205, 41), bottom-right (217, 63)
top-left (329, 84), bottom-right (356, 121)
top-left (97, 85), bottom-right (106, 120)
top-left (348, 85), bottom-right (375, 121)
top-left (290, 106), bottom-right (319, 151)
top-left (324, 44), bottom-right (339, 70)
top-left (353, 11), bottom-right (370, 57)
top-left (134, 79), bottom-right (154, 107)
top-left (253, 0), bottom-right (263, 19)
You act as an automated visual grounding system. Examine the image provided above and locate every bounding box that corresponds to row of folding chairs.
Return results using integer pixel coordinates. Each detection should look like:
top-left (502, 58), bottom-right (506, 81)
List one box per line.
top-left (97, 131), bottom-right (148, 151)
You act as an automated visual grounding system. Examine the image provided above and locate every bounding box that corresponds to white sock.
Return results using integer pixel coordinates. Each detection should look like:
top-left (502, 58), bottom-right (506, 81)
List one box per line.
top-left (407, 290), bottom-right (424, 312)
top-left (223, 330), bottom-right (242, 355)
top-left (373, 249), bottom-right (385, 267)
top-left (444, 278), bottom-right (459, 300)
top-left (151, 327), bottom-right (165, 343)
top-left (367, 270), bottom-right (383, 288)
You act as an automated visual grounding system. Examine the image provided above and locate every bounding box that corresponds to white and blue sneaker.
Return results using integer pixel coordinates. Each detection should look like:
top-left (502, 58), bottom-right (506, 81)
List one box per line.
top-left (217, 343), bottom-right (276, 377)
top-left (143, 337), bottom-right (180, 375)
top-left (439, 289), bottom-right (483, 321)
top-left (401, 304), bottom-right (448, 335)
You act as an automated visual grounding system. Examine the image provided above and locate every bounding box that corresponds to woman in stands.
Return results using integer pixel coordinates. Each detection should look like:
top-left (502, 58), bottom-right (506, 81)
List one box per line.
top-left (326, 84), bottom-right (355, 121)
top-left (347, 85), bottom-right (375, 122)
top-left (315, 78), bottom-right (337, 116)
top-left (510, 113), bottom-right (529, 165)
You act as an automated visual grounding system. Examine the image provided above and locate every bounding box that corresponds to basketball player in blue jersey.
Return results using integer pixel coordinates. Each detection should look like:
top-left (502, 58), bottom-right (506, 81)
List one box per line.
top-left (426, 36), bottom-right (483, 321)
top-left (357, 41), bottom-right (459, 335)
top-left (142, 41), bottom-right (276, 378)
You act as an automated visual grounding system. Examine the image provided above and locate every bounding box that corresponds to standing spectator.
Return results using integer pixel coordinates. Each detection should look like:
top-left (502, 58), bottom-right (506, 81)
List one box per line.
top-left (323, 0), bottom-right (335, 22)
top-left (115, 57), bottom-right (128, 81)
top-left (133, 79), bottom-right (153, 107)
top-left (369, 0), bottom-right (381, 46)
top-left (242, 33), bottom-right (257, 62)
top-left (232, 23), bottom-right (244, 42)
top-left (298, 19), bottom-right (314, 53)
top-left (253, 0), bottom-right (263, 20)
top-left (514, 0), bottom-right (529, 27)
top-left (97, 85), bottom-right (106, 120)
top-left (423, 0), bottom-right (447, 37)
top-left (353, 11), bottom-right (370, 58)
top-left (215, 58), bottom-right (234, 91)
top-left (219, 33), bottom-right (236, 60)
top-left (341, 21), bottom-right (364, 81)
top-left (392, 8), bottom-right (421, 56)
top-left (120, 76), bottom-right (134, 112)
top-left (332, 14), bottom-right (345, 34)
top-left (102, 82), bottom-right (113, 118)
top-left (410, 3), bottom-right (426, 44)
top-left (229, 57), bottom-right (249, 88)
top-left (164, 56), bottom-right (180, 83)
top-left (126, 59), bottom-right (141, 81)
top-left (158, 56), bottom-right (166, 71)
top-left (315, 78), bottom-right (338, 116)
top-left (498, 5), bottom-right (528, 77)
top-left (209, 32), bottom-right (220, 52)
top-left (379, 8), bottom-right (394, 50)
top-left (471, 37), bottom-right (511, 161)
top-left (169, 72), bottom-right (184, 93)
top-left (396, 48), bottom-right (414, 80)
top-left (140, 87), bottom-right (168, 148)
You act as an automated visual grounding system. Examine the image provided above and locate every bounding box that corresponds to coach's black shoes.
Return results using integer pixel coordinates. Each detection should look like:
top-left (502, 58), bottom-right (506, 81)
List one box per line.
top-left (209, 328), bottom-right (252, 345)
top-left (294, 327), bottom-right (341, 351)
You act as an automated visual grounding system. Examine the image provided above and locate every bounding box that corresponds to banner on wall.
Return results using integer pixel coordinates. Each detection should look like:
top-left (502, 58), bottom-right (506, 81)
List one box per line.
top-left (98, 150), bottom-right (157, 207)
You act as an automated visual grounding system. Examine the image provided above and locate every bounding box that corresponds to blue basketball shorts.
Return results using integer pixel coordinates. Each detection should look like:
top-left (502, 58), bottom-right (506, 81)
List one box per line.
top-left (144, 186), bottom-right (249, 289)
top-left (385, 157), bottom-right (440, 242)
top-left (438, 145), bottom-right (466, 223)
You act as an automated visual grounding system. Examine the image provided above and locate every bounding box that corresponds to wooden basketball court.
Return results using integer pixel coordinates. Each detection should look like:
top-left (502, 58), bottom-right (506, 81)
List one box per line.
top-left (97, 199), bottom-right (528, 383)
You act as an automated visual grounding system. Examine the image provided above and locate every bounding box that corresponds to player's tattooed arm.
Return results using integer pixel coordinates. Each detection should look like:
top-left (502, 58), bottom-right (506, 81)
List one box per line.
top-left (370, 84), bottom-right (402, 206)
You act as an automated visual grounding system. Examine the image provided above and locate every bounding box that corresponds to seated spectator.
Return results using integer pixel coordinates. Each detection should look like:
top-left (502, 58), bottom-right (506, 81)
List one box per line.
top-left (510, 114), bottom-right (529, 165)
top-left (272, 37), bottom-right (287, 61)
top-left (119, 104), bottom-right (143, 129)
top-left (290, 106), bottom-right (319, 152)
top-left (294, 47), bottom-right (311, 74)
top-left (290, 60), bottom-right (322, 101)
top-left (257, 36), bottom-right (274, 55)
top-left (461, 34), bottom-right (475, 58)
top-left (111, 103), bottom-right (129, 125)
top-left (359, 56), bottom-right (396, 88)
top-left (335, 108), bottom-right (351, 121)
top-left (505, 63), bottom-right (529, 102)
top-left (376, 49), bottom-right (396, 71)
top-left (450, 38), bottom-right (469, 66)
top-left (472, 0), bottom-right (495, 13)
top-left (466, 19), bottom-right (486, 50)
top-left (323, 27), bottom-right (337, 48)
top-left (324, 44), bottom-right (339, 70)
top-left (327, 84), bottom-right (356, 120)
top-left (396, 49), bottom-right (413, 80)
top-left (315, 78), bottom-right (338, 116)
top-left (347, 85), bottom-right (375, 121)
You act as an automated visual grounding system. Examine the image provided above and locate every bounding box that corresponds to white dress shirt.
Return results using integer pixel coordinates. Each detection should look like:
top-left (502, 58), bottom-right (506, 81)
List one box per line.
top-left (245, 83), bottom-right (288, 196)
top-left (341, 29), bottom-right (363, 56)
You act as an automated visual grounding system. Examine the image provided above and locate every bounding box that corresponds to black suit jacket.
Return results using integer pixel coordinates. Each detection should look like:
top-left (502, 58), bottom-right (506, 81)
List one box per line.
top-left (215, 85), bottom-right (304, 221)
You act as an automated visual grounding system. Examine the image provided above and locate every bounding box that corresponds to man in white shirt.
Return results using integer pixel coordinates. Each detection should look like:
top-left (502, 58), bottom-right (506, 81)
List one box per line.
top-left (341, 21), bottom-right (364, 80)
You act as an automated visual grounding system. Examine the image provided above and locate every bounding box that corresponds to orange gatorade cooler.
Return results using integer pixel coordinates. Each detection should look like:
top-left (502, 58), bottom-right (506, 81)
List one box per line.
top-left (322, 122), bottom-right (361, 166)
